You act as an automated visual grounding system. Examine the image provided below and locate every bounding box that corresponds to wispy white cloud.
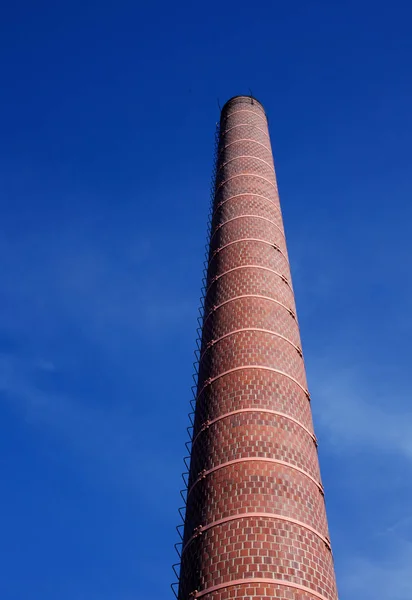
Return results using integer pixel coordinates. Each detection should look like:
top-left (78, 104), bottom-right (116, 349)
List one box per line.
top-left (0, 353), bottom-right (176, 508)
top-left (339, 540), bottom-right (412, 600)
top-left (306, 359), bottom-right (412, 600)
top-left (309, 362), bottom-right (412, 460)
top-left (0, 226), bottom-right (198, 346)
top-left (0, 217), bottom-right (196, 525)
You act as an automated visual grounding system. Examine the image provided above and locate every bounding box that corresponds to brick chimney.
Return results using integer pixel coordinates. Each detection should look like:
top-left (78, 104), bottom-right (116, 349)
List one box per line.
top-left (175, 95), bottom-right (338, 600)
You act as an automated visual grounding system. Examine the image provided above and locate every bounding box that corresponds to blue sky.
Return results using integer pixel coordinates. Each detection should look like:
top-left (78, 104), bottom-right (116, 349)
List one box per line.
top-left (0, 1), bottom-right (411, 598)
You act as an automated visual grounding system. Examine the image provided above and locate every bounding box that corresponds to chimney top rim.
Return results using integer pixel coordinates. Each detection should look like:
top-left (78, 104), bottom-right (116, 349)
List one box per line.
top-left (221, 95), bottom-right (266, 113)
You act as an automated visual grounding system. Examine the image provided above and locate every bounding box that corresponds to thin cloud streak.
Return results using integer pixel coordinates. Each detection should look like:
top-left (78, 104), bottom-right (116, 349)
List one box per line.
top-left (306, 358), bottom-right (412, 600)
top-left (0, 353), bottom-right (175, 507)
top-left (309, 362), bottom-right (412, 460)
top-left (340, 540), bottom-right (412, 600)
top-left (0, 226), bottom-right (198, 347)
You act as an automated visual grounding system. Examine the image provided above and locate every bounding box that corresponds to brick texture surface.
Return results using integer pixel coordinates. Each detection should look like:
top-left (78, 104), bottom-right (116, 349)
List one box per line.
top-left (177, 96), bottom-right (338, 600)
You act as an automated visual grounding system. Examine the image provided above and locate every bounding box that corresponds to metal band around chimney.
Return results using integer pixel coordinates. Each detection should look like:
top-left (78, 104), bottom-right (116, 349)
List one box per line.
top-left (205, 265), bottom-right (291, 295)
top-left (187, 456), bottom-right (324, 499)
top-left (191, 408), bottom-right (316, 447)
top-left (197, 365), bottom-right (310, 401)
top-left (202, 294), bottom-right (296, 327)
top-left (210, 214), bottom-right (285, 242)
top-left (191, 578), bottom-right (332, 600)
top-left (182, 512), bottom-right (330, 556)
top-left (213, 193), bottom-right (282, 217)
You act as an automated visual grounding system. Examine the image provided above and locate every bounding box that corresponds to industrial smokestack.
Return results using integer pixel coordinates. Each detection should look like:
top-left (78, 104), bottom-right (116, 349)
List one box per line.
top-left (175, 96), bottom-right (338, 600)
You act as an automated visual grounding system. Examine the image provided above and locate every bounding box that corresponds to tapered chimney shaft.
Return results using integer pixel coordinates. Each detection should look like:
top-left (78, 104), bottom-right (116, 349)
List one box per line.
top-left (176, 96), bottom-right (338, 600)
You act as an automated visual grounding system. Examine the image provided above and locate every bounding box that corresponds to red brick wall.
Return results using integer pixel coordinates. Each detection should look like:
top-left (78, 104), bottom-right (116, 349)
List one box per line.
top-left (177, 96), bottom-right (338, 600)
